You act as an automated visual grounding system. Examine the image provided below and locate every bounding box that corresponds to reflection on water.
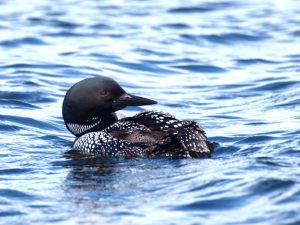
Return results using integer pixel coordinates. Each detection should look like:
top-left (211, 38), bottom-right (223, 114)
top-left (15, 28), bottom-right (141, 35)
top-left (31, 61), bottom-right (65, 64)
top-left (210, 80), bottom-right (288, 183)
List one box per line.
top-left (1, 0), bottom-right (300, 224)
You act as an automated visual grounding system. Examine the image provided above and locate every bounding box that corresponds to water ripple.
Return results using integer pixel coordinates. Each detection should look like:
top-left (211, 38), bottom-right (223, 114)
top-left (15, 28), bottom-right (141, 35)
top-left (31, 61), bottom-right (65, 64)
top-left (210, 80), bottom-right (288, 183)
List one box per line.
top-left (181, 33), bottom-right (268, 44)
top-left (235, 58), bottom-right (280, 65)
top-left (0, 189), bottom-right (35, 200)
top-left (0, 115), bottom-right (59, 131)
top-left (168, 2), bottom-right (239, 14)
top-left (173, 64), bottom-right (227, 73)
top-left (0, 37), bottom-right (46, 48)
top-left (249, 178), bottom-right (295, 194)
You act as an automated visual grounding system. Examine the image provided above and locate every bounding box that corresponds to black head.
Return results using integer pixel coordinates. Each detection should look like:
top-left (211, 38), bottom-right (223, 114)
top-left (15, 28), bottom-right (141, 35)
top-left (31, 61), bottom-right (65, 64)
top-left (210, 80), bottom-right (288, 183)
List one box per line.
top-left (62, 76), bottom-right (157, 135)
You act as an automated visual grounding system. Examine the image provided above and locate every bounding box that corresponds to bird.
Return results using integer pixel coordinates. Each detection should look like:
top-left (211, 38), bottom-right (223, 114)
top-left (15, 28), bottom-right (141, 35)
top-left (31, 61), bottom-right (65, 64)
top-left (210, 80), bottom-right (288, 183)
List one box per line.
top-left (62, 76), bottom-right (213, 159)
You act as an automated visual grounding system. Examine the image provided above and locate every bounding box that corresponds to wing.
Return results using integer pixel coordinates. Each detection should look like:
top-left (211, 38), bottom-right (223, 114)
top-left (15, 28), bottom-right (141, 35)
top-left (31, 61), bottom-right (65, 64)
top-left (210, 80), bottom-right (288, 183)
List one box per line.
top-left (176, 121), bottom-right (212, 158)
top-left (123, 110), bottom-right (213, 157)
top-left (104, 120), bottom-right (173, 155)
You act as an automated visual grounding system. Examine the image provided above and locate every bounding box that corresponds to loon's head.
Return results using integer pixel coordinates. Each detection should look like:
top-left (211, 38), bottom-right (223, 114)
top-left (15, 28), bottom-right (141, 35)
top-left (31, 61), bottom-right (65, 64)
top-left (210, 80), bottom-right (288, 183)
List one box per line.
top-left (62, 76), bottom-right (157, 136)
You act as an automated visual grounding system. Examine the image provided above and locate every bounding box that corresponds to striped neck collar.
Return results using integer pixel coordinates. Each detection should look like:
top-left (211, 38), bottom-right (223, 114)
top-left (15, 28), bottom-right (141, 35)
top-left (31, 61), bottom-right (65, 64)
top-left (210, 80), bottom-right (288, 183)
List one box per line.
top-left (66, 114), bottom-right (117, 137)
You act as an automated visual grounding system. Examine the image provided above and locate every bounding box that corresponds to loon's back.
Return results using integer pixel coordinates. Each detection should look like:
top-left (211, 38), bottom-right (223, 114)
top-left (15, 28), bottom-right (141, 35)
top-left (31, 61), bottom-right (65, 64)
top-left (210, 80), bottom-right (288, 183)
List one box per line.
top-left (72, 110), bottom-right (213, 158)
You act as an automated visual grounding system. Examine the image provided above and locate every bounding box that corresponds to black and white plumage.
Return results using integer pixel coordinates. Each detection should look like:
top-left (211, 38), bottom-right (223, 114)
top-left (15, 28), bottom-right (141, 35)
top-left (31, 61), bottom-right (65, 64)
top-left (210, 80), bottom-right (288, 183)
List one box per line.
top-left (63, 77), bottom-right (213, 158)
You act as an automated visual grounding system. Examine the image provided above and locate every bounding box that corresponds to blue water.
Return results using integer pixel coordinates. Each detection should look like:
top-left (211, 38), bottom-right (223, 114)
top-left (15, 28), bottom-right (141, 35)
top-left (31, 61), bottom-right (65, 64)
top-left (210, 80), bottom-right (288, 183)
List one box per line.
top-left (1, 0), bottom-right (300, 224)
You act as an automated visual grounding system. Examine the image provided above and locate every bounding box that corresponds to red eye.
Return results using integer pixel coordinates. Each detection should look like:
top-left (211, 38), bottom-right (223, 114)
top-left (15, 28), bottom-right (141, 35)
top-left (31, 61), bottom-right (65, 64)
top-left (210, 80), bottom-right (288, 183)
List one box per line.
top-left (99, 90), bottom-right (108, 96)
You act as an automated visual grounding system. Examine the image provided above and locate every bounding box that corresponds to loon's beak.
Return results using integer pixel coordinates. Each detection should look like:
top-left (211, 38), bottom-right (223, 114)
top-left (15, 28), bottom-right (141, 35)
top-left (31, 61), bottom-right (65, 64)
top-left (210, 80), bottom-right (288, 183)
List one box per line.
top-left (113, 93), bottom-right (157, 110)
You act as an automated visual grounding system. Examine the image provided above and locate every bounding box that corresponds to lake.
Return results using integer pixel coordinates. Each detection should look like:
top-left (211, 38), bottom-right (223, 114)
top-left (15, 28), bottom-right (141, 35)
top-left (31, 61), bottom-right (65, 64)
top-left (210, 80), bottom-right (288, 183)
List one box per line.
top-left (0, 0), bottom-right (300, 224)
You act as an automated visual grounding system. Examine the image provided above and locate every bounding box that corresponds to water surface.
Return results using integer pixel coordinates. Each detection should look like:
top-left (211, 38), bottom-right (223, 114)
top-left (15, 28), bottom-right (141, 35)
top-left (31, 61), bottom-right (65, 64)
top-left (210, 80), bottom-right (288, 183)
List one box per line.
top-left (1, 0), bottom-right (300, 224)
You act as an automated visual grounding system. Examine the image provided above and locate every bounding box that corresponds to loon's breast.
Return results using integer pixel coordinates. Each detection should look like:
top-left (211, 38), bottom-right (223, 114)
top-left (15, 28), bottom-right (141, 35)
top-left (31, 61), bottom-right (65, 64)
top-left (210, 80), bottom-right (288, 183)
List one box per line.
top-left (72, 110), bottom-right (213, 158)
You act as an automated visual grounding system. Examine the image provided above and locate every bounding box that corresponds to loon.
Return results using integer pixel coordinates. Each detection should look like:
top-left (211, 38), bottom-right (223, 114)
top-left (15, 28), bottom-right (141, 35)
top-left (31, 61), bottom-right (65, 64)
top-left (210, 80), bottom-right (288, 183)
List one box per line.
top-left (62, 76), bottom-right (213, 158)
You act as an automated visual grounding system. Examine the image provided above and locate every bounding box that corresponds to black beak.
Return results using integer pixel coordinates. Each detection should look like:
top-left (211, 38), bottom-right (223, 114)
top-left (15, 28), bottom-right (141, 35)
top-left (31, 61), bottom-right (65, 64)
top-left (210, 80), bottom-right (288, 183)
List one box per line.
top-left (113, 93), bottom-right (157, 110)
